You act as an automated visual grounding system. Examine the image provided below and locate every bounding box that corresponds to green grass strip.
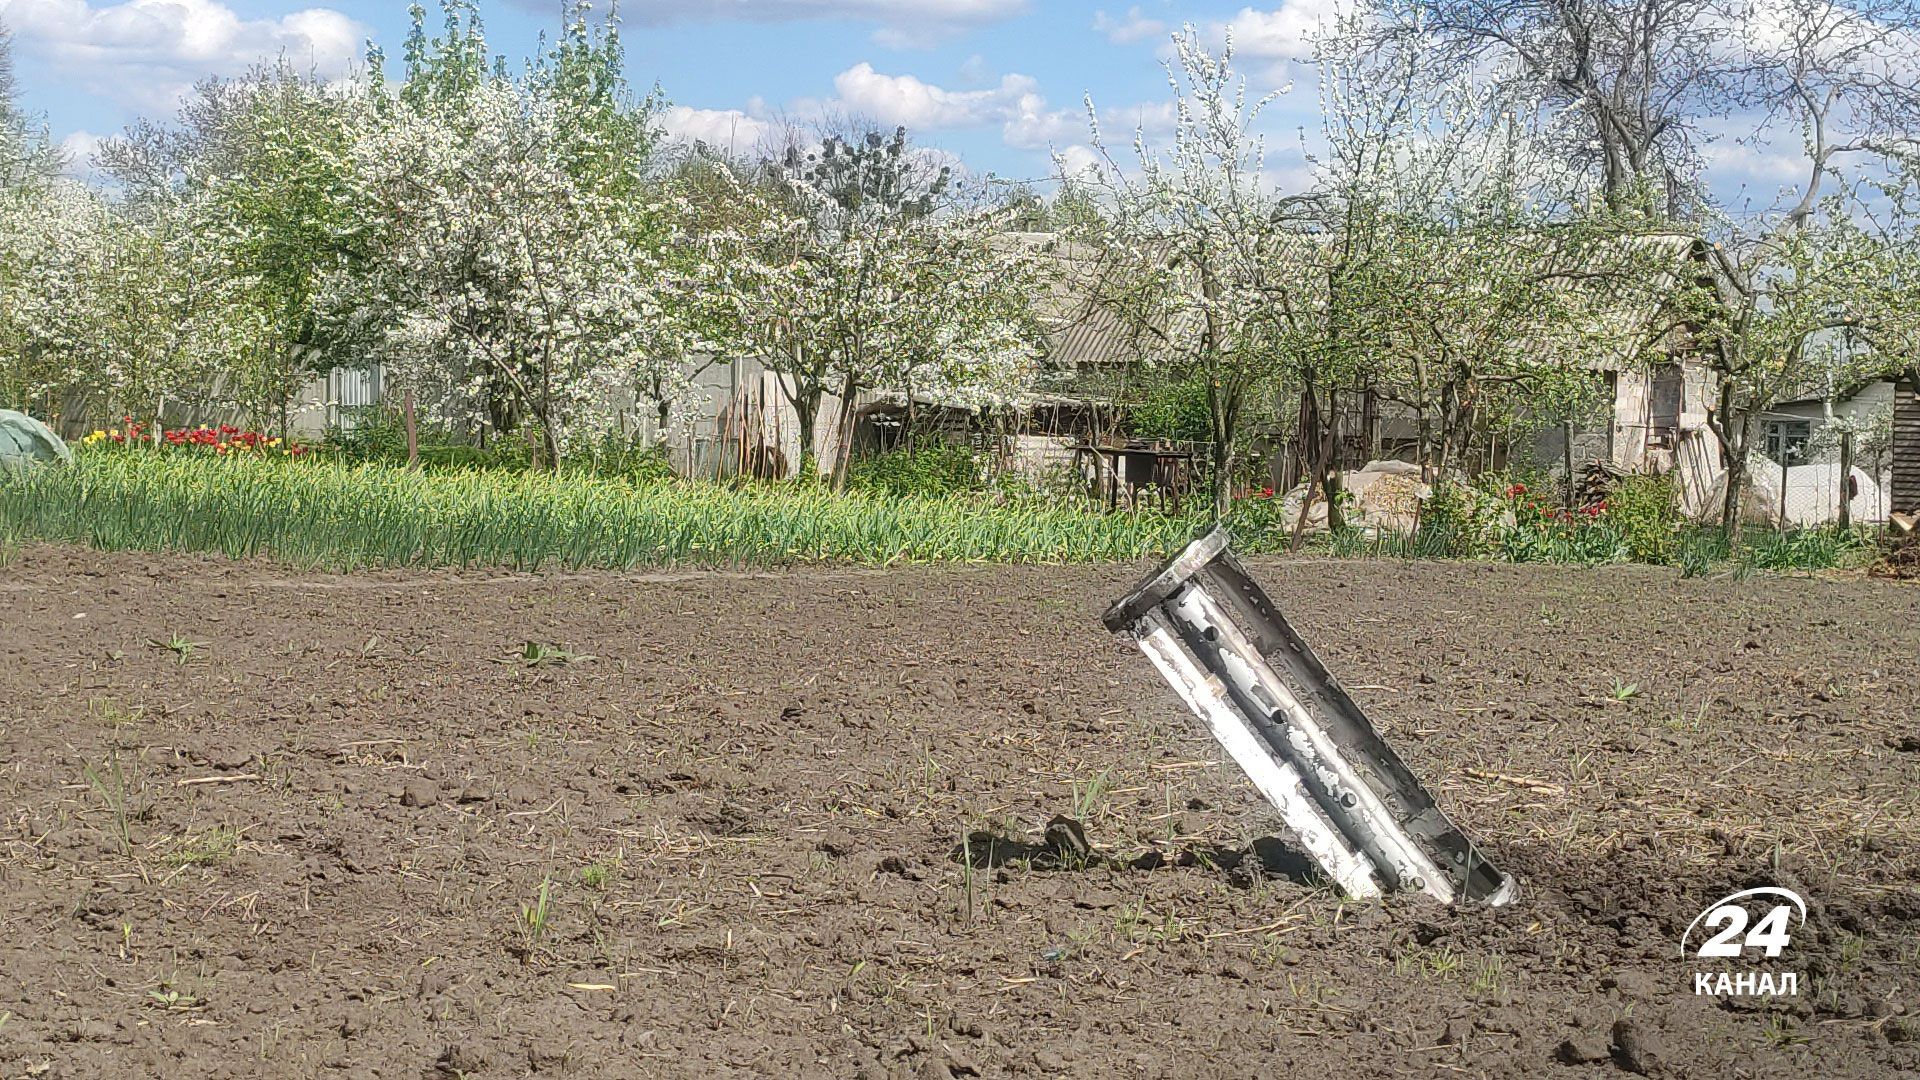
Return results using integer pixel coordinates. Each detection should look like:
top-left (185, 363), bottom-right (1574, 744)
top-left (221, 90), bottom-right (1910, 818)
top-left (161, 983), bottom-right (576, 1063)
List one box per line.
top-left (0, 452), bottom-right (1199, 571)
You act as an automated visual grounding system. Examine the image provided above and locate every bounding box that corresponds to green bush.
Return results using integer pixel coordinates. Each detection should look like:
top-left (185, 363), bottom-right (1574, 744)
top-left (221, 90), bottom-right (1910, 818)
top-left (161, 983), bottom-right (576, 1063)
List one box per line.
top-left (1417, 479), bottom-right (1472, 537)
top-left (563, 435), bottom-right (677, 485)
top-left (1129, 375), bottom-right (1213, 443)
top-left (330, 407), bottom-right (678, 478)
top-left (847, 441), bottom-right (986, 499)
top-left (1676, 528), bottom-right (1727, 578)
top-left (1736, 526), bottom-right (1873, 572)
top-left (1604, 473), bottom-right (1680, 564)
top-left (1226, 489), bottom-right (1291, 549)
top-left (326, 407), bottom-right (537, 472)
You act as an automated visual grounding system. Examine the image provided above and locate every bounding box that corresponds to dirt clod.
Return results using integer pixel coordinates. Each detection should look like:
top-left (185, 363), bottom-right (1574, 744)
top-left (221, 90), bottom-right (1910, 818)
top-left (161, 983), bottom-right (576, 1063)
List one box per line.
top-left (399, 779), bottom-right (440, 808)
top-left (438, 1039), bottom-right (489, 1075)
top-left (815, 828), bottom-right (857, 858)
top-left (1042, 815), bottom-right (1091, 863)
top-left (1558, 1031), bottom-right (1612, 1064)
top-left (1611, 1019), bottom-right (1668, 1075)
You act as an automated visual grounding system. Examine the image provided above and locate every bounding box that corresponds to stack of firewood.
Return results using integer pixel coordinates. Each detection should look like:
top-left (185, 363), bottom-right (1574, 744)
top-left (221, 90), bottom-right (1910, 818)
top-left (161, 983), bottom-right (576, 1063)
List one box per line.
top-left (1572, 460), bottom-right (1625, 505)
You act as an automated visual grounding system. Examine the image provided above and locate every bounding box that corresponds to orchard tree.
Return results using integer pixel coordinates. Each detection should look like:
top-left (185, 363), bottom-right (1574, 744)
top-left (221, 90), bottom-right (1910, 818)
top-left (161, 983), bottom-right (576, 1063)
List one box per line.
top-left (204, 72), bottom-right (364, 436)
top-left (336, 80), bottom-right (671, 463)
top-left (0, 18), bottom-right (76, 414)
top-left (1379, 0), bottom-right (1734, 215)
top-left (0, 19), bottom-right (57, 193)
top-left (1381, 0), bottom-right (1920, 527)
top-left (0, 184), bottom-right (105, 413)
top-left (1061, 28), bottom-right (1299, 517)
top-left (331, 0), bottom-right (697, 463)
top-left (1676, 212), bottom-right (1890, 524)
top-left (1681, 0), bottom-right (1920, 526)
top-left (1278, 8), bottom-right (1621, 522)
top-left (706, 124), bottom-right (1047, 481)
top-left (881, 215), bottom-right (1049, 414)
top-left (35, 189), bottom-right (236, 428)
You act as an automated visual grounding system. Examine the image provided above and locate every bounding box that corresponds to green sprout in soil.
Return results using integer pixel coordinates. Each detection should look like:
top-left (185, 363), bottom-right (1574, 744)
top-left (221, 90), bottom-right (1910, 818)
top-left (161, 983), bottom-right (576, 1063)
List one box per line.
top-left (519, 878), bottom-right (554, 951)
top-left (579, 861), bottom-right (617, 890)
top-left (149, 634), bottom-right (208, 665)
top-left (520, 641), bottom-right (594, 667)
top-left (166, 827), bottom-right (239, 868)
top-left (82, 754), bottom-right (139, 856)
top-left (145, 985), bottom-right (203, 1012)
top-left (1070, 769), bottom-right (1113, 823)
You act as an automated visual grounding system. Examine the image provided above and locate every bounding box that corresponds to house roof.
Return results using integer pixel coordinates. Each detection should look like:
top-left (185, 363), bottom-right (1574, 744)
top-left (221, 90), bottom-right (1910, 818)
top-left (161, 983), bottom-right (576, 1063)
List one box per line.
top-left (993, 231), bottom-right (1143, 369)
top-left (1771, 377), bottom-right (1895, 410)
top-left (995, 227), bottom-right (1714, 376)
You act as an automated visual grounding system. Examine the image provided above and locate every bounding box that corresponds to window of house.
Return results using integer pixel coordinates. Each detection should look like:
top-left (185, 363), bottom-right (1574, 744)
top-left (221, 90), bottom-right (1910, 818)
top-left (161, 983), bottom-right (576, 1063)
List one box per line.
top-left (1763, 419), bottom-right (1812, 463)
top-left (1649, 365), bottom-right (1682, 443)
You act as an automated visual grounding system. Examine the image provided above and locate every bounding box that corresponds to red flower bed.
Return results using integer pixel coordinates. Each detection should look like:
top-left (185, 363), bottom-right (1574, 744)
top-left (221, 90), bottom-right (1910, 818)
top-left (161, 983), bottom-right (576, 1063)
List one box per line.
top-left (82, 417), bottom-right (306, 457)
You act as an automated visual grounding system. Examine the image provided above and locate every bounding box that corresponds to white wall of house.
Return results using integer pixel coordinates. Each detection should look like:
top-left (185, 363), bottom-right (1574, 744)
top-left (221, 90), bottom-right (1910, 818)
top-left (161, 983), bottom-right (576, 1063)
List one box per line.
top-left (1763, 380), bottom-right (1896, 465)
top-left (294, 359), bottom-right (881, 479)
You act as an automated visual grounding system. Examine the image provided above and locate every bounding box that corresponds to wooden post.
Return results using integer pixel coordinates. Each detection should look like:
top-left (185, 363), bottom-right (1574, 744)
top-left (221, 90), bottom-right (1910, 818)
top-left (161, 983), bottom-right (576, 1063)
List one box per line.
top-left (1838, 429), bottom-right (1854, 530)
top-left (404, 389), bottom-right (419, 468)
top-left (1562, 420), bottom-right (1576, 509)
top-left (1778, 452), bottom-right (1790, 532)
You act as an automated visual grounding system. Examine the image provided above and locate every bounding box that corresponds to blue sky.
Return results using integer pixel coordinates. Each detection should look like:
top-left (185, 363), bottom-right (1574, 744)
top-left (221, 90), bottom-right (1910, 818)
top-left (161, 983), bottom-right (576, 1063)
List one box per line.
top-left (0, 0), bottom-right (1811, 208)
top-left (0, 0), bottom-right (1339, 184)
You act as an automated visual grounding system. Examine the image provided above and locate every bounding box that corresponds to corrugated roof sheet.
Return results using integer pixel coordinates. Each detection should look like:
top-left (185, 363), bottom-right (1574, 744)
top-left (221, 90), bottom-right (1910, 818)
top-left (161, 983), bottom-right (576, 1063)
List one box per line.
top-left (994, 228), bottom-right (1716, 374)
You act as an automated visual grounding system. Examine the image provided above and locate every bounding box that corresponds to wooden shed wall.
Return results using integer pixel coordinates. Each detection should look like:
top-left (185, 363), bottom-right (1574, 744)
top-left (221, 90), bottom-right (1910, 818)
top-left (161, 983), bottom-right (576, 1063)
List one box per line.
top-left (1895, 377), bottom-right (1920, 515)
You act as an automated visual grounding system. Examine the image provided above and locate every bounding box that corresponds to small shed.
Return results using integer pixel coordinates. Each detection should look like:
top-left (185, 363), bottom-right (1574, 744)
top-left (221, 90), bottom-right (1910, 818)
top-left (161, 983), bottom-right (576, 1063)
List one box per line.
top-left (1894, 375), bottom-right (1920, 517)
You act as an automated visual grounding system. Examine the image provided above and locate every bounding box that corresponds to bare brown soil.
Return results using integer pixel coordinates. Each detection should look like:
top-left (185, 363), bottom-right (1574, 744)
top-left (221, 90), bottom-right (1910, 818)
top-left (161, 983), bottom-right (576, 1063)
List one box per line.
top-left (1, 545), bottom-right (1917, 1079)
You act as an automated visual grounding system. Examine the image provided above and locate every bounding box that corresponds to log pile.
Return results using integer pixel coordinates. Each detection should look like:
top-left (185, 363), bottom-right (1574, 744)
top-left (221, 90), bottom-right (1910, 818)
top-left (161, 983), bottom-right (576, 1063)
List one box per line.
top-left (1572, 460), bottom-right (1625, 506)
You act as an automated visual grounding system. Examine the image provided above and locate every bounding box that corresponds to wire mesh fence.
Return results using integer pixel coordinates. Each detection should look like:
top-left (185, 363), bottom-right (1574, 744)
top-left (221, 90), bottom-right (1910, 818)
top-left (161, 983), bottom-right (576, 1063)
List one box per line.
top-left (1753, 460), bottom-right (1891, 528)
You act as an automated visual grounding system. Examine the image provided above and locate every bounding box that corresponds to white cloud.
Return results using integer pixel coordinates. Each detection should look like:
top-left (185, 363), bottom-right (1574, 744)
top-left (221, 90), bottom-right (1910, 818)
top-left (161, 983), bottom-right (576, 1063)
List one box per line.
top-left (1701, 134), bottom-right (1811, 184)
top-left (1007, 96), bottom-right (1177, 150)
top-left (658, 105), bottom-right (779, 152)
top-left (823, 61), bottom-right (1177, 158)
top-left (832, 61), bottom-right (1041, 130)
top-left (957, 53), bottom-right (993, 86)
top-left (0, 0), bottom-right (367, 113)
top-left (57, 129), bottom-right (105, 180)
top-left (1222, 4), bottom-right (1322, 60)
top-left (1053, 143), bottom-right (1104, 179)
top-left (538, 0), bottom-right (1026, 47)
top-left (1002, 95), bottom-right (1080, 149)
top-left (1199, 0), bottom-right (1346, 85)
top-left (1093, 6), bottom-right (1167, 46)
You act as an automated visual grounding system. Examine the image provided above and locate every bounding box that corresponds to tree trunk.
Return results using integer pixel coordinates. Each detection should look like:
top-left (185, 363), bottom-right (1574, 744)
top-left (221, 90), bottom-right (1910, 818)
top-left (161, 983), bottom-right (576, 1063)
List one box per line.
top-left (1287, 383), bottom-right (1322, 552)
top-left (1720, 425), bottom-right (1750, 536)
top-left (1415, 406), bottom-right (1434, 484)
top-left (793, 388), bottom-right (823, 480)
top-left (829, 373), bottom-right (860, 493)
top-left (404, 389), bottom-right (419, 469)
top-left (1206, 378), bottom-right (1237, 521)
top-left (1837, 429), bottom-right (1854, 530)
top-left (1562, 421), bottom-right (1576, 509)
top-left (538, 415), bottom-right (560, 471)
top-left (1323, 386), bottom-right (1345, 534)
top-left (1212, 435), bottom-right (1234, 520)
